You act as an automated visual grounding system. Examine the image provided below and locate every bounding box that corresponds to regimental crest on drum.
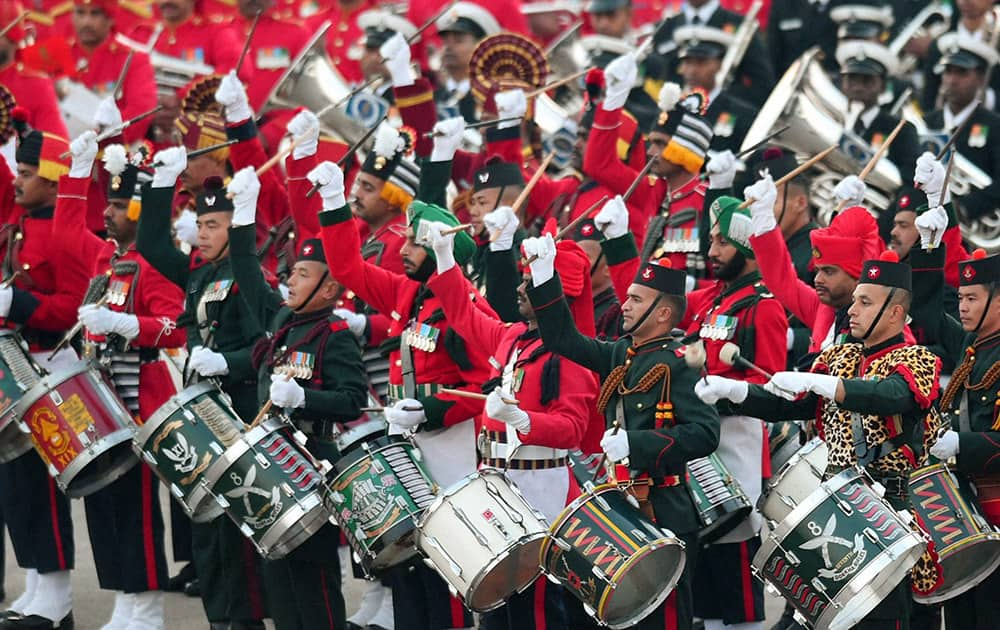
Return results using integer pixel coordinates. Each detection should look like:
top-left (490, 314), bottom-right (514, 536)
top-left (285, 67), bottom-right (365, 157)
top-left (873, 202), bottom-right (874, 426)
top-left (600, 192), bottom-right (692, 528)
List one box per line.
top-left (160, 426), bottom-right (198, 474)
top-left (225, 464), bottom-right (284, 531)
top-left (340, 466), bottom-right (401, 538)
top-left (799, 513), bottom-right (867, 581)
top-left (28, 406), bottom-right (76, 468)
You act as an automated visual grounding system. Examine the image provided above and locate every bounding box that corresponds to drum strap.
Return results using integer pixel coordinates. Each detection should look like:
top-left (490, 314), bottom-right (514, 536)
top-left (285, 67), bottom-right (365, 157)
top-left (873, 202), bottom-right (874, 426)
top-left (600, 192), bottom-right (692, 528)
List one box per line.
top-left (959, 389), bottom-right (971, 433)
top-left (400, 332), bottom-right (417, 400)
top-left (850, 411), bottom-right (906, 467)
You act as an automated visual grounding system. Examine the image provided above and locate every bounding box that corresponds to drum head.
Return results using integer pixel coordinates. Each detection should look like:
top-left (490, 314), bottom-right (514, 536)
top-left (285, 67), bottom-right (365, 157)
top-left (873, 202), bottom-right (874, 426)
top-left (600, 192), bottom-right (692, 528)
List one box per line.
top-left (601, 541), bottom-right (686, 629)
top-left (468, 536), bottom-right (546, 611)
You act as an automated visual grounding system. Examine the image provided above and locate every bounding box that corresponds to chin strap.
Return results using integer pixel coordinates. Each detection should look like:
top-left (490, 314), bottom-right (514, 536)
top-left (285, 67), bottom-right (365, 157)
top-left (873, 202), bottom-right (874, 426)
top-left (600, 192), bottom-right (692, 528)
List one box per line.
top-left (623, 293), bottom-right (663, 335)
top-left (975, 284), bottom-right (996, 333)
top-left (205, 240), bottom-right (230, 264)
top-left (293, 269), bottom-right (330, 313)
top-left (860, 287), bottom-right (897, 341)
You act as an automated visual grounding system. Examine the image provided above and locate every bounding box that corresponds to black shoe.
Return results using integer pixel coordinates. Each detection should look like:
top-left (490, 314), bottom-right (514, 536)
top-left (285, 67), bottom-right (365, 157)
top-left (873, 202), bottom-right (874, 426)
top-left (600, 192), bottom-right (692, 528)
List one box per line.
top-left (183, 578), bottom-right (201, 598)
top-left (0, 611), bottom-right (73, 629)
top-left (165, 563), bottom-right (196, 592)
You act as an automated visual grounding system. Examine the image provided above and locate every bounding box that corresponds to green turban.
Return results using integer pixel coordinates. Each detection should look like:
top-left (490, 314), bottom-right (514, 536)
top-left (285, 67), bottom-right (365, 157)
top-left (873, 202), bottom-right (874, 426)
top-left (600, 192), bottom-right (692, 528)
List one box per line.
top-left (407, 200), bottom-right (477, 265)
top-left (710, 195), bottom-right (754, 259)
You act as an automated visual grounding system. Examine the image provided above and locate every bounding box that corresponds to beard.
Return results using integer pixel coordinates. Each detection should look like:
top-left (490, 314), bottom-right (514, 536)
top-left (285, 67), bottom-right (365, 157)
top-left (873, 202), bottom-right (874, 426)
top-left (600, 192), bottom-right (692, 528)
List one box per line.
top-left (712, 252), bottom-right (747, 282)
top-left (404, 255), bottom-right (436, 283)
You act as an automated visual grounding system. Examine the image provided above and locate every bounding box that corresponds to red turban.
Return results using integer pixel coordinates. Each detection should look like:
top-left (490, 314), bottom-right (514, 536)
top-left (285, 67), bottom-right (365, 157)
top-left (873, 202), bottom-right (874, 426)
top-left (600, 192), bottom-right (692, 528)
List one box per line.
top-left (809, 206), bottom-right (884, 279)
top-left (554, 240), bottom-right (595, 337)
top-left (74, 0), bottom-right (118, 16)
top-left (0, 2), bottom-right (25, 45)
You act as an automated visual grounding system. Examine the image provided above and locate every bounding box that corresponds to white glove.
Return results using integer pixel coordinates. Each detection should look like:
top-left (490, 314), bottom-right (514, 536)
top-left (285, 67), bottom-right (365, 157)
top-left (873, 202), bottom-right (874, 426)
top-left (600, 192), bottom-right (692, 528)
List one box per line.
top-left (0, 286), bottom-right (12, 318)
top-left (833, 175), bottom-right (866, 207)
top-left (69, 130), bottom-right (99, 179)
top-left (706, 150), bottom-right (737, 189)
top-left (494, 89), bottom-right (526, 128)
top-left (430, 117), bottom-right (465, 162)
top-left (485, 387), bottom-right (530, 433)
top-left (744, 174), bottom-right (777, 236)
top-left (484, 206), bottom-right (518, 251)
top-left (930, 429), bottom-right (959, 460)
top-left (152, 147), bottom-right (187, 188)
top-left (307, 162), bottom-right (346, 210)
top-left (287, 110), bottom-right (320, 160)
top-left (270, 374), bottom-right (306, 409)
top-left (915, 205), bottom-right (948, 250)
top-left (93, 96), bottom-right (123, 130)
top-left (602, 53), bottom-right (637, 111)
top-left (188, 346), bottom-right (229, 376)
top-left (765, 372), bottom-right (839, 401)
top-left (522, 234), bottom-right (557, 286)
top-left (694, 375), bottom-right (748, 405)
top-left (227, 166), bottom-right (260, 227)
top-left (379, 32), bottom-right (414, 87)
top-left (384, 398), bottom-right (425, 430)
top-left (914, 151), bottom-right (947, 208)
top-left (332, 308), bottom-right (367, 338)
top-left (423, 220), bottom-right (456, 274)
top-left (593, 195), bottom-right (629, 239)
top-left (600, 428), bottom-right (630, 462)
top-left (78, 304), bottom-right (139, 340)
top-left (173, 209), bottom-right (198, 246)
top-left (214, 70), bottom-right (252, 123)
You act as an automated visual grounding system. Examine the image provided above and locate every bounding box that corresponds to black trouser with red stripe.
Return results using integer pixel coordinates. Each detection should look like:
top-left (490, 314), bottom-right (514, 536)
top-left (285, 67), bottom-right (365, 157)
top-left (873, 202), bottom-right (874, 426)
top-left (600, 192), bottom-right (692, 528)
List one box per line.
top-left (387, 561), bottom-right (474, 629)
top-left (84, 462), bottom-right (168, 592)
top-left (192, 517), bottom-right (268, 624)
top-left (263, 522), bottom-right (346, 630)
top-left (0, 452), bottom-right (73, 573)
top-left (479, 576), bottom-right (567, 630)
top-left (693, 538), bottom-right (765, 624)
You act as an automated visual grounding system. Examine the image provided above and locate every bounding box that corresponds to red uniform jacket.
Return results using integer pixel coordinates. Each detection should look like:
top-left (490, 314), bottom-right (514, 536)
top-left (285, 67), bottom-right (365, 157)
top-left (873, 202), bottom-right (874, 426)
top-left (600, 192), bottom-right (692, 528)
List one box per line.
top-left (128, 14), bottom-right (242, 75)
top-left (0, 62), bottom-right (68, 137)
top-left (52, 176), bottom-right (186, 420)
top-left (305, 0), bottom-right (377, 85)
top-left (223, 12), bottom-right (310, 111)
top-left (319, 204), bottom-right (496, 428)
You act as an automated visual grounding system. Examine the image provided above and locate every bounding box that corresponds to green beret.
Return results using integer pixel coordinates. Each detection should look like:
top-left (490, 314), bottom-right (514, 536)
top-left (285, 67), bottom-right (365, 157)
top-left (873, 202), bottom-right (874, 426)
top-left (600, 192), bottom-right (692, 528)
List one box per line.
top-left (710, 195), bottom-right (754, 259)
top-left (407, 200), bottom-right (477, 265)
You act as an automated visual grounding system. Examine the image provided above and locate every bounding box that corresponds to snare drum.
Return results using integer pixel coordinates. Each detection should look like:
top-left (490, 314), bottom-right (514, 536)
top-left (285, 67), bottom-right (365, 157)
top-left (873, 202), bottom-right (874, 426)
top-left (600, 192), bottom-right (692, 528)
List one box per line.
top-left (14, 362), bottom-right (136, 497)
top-left (134, 382), bottom-right (244, 522)
top-left (759, 437), bottom-right (829, 526)
top-left (416, 468), bottom-right (548, 612)
top-left (0, 330), bottom-right (44, 462)
top-left (541, 483), bottom-right (686, 629)
top-left (754, 469), bottom-right (925, 630)
top-left (686, 453), bottom-right (752, 542)
top-left (333, 418), bottom-right (387, 456)
top-left (769, 421), bottom-right (805, 473)
top-left (908, 463), bottom-right (1000, 603)
top-left (205, 418), bottom-right (331, 559)
top-left (326, 435), bottom-right (436, 576)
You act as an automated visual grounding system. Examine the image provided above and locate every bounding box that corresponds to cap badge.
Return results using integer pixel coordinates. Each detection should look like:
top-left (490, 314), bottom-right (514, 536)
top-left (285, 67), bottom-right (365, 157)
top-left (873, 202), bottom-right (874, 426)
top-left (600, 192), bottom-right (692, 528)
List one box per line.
top-left (867, 265), bottom-right (880, 279)
top-left (642, 266), bottom-right (653, 280)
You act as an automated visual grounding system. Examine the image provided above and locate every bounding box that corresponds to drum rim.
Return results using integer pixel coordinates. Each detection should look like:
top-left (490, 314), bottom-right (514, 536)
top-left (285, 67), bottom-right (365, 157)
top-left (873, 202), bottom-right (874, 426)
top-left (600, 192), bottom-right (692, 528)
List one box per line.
top-left (11, 361), bottom-right (109, 422)
top-left (328, 434), bottom-right (417, 478)
top-left (334, 418), bottom-right (387, 453)
top-left (599, 538), bottom-right (686, 629)
top-left (136, 381), bottom-right (231, 444)
top-left (201, 419), bottom-right (298, 492)
top-left (61, 439), bottom-right (138, 498)
top-left (767, 468), bottom-right (863, 543)
top-left (252, 489), bottom-right (330, 559)
top-left (461, 532), bottom-right (548, 612)
top-left (913, 536), bottom-right (1000, 603)
top-left (759, 438), bottom-right (828, 514)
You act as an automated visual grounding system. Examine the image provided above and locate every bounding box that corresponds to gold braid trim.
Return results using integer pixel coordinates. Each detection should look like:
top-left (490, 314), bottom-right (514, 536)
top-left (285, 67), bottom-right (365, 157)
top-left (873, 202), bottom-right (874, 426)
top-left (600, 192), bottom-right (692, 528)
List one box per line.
top-left (941, 331), bottom-right (1000, 413)
top-left (597, 365), bottom-right (628, 415)
top-left (596, 362), bottom-right (669, 415)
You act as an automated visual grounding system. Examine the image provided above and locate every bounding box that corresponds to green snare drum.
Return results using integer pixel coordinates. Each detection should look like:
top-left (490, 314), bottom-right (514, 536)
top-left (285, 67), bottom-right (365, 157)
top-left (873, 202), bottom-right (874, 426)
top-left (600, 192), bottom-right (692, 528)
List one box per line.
top-left (326, 435), bottom-right (436, 576)
top-left (134, 382), bottom-right (243, 522)
top-left (540, 483), bottom-right (686, 629)
top-left (686, 452), bottom-right (752, 542)
top-left (754, 469), bottom-right (925, 630)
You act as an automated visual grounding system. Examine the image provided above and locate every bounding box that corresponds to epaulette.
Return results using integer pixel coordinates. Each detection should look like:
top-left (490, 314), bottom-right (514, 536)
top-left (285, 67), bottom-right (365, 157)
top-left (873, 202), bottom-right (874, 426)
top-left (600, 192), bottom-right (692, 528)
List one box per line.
top-left (120, 0), bottom-right (154, 19)
top-left (329, 320), bottom-right (349, 333)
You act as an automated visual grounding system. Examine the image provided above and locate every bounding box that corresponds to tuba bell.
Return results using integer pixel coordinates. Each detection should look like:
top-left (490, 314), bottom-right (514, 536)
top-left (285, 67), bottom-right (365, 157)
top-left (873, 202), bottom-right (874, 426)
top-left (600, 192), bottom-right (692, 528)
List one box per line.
top-left (741, 47), bottom-right (902, 224)
top-left (259, 21), bottom-right (366, 145)
top-left (888, 2), bottom-right (953, 77)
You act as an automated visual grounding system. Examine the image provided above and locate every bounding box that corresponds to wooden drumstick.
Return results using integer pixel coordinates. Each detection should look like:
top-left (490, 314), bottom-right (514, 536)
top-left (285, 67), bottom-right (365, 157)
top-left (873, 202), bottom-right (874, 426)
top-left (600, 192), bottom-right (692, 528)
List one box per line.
top-left (0, 12), bottom-right (27, 39)
top-left (831, 118), bottom-right (908, 215)
top-left (235, 10), bottom-right (262, 77)
top-left (111, 50), bottom-right (134, 102)
top-left (226, 136), bottom-right (304, 199)
top-left (249, 371), bottom-right (292, 429)
top-left (738, 145), bottom-right (837, 209)
top-left (440, 223), bottom-right (472, 236)
top-left (49, 295), bottom-right (108, 360)
top-left (422, 117), bottom-right (523, 138)
top-left (304, 112), bottom-right (387, 199)
top-left (554, 194), bottom-right (609, 241)
top-left (524, 68), bottom-right (590, 99)
top-left (59, 105), bottom-right (165, 158)
top-left (0, 269), bottom-right (23, 290)
top-left (439, 387), bottom-right (519, 405)
top-left (489, 152), bottom-right (555, 243)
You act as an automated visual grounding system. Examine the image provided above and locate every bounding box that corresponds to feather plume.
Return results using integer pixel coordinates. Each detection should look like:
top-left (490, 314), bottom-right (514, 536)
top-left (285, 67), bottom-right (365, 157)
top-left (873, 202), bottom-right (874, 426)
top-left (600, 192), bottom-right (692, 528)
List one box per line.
top-left (101, 144), bottom-right (128, 177)
top-left (658, 82), bottom-right (682, 112)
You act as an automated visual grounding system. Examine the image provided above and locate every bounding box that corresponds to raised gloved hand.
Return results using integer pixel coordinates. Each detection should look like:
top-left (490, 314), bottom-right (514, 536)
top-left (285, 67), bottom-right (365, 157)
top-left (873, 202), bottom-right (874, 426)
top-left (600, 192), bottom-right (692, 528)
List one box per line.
top-left (602, 53), bottom-right (637, 111)
top-left (69, 130), bottom-right (99, 179)
top-left (484, 206), bottom-right (518, 251)
top-left (93, 96), bottom-right (123, 130)
top-left (214, 70), bottom-right (252, 123)
top-left (745, 174), bottom-right (778, 236)
top-left (379, 32), bottom-right (414, 87)
top-left (706, 150), bottom-right (737, 189)
top-left (307, 161), bottom-right (347, 210)
top-left (522, 234), bottom-right (557, 286)
top-left (332, 308), bottom-right (367, 338)
top-left (227, 166), bottom-right (261, 227)
top-left (423, 220), bottom-right (456, 274)
top-left (833, 175), bottom-right (866, 207)
top-left (915, 205), bottom-right (948, 250)
top-left (287, 110), bottom-right (320, 160)
top-left (78, 304), bottom-right (140, 340)
top-left (494, 89), bottom-right (527, 129)
top-left (486, 387), bottom-right (530, 433)
top-left (384, 398), bottom-right (425, 430)
top-left (930, 429), bottom-right (959, 460)
top-left (694, 375), bottom-right (749, 405)
top-left (430, 117), bottom-right (465, 162)
top-left (270, 374), bottom-right (306, 409)
top-left (173, 209), bottom-right (198, 246)
top-left (914, 151), bottom-right (947, 208)
top-left (600, 428), bottom-right (630, 462)
top-left (593, 195), bottom-right (629, 239)
top-left (189, 346), bottom-right (229, 376)
top-left (152, 147), bottom-right (187, 188)
top-left (765, 372), bottom-right (839, 401)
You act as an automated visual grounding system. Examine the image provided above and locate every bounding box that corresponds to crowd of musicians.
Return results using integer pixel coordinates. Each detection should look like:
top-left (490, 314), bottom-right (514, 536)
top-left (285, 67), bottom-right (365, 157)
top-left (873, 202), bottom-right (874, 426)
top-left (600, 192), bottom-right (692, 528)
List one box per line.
top-left (0, 0), bottom-right (997, 630)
